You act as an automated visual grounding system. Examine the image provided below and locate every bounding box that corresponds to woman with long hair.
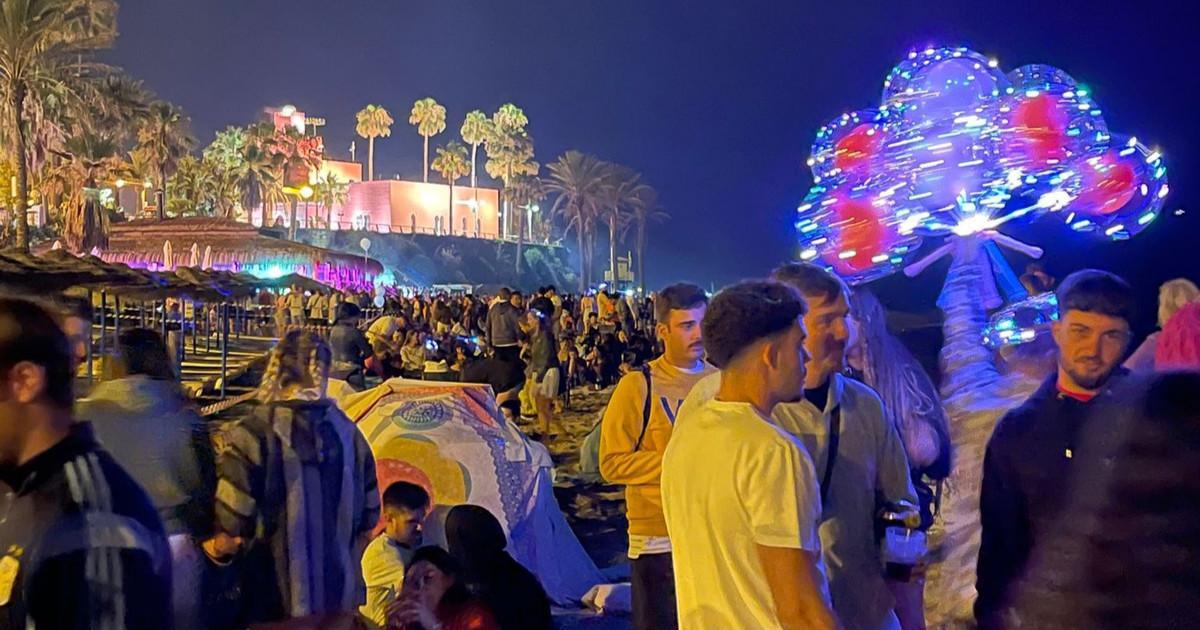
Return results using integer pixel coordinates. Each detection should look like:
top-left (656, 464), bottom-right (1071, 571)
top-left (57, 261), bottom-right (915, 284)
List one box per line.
top-left (211, 330), bottom-right (380, 625)
top-left (386, 546), bottom-right (499, 630)
top-left (444, 505), bottom-right (552, 630)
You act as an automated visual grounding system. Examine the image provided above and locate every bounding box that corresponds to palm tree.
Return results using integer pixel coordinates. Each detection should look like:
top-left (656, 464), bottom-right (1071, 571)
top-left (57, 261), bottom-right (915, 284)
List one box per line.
top-left (355, 104), bottom-right (392, 181)
top-left (137, 100), bottom-right (194, 219)
top-left (266, 127), bottom-right (323, 239)
top-left (46, 130), bottom-right (121, 252)
top-left (0, 0), bottom-right (117, 251)
top-left (239, 132), bottom-right (282, 225)
top-left (312, 172), bottom-right (349, 229)
top-left (409, 97), bottom-right (446, 183)
top-left (201, 126), bottom-right (247, 219)
top-left (460, 110), bottom-right (490, 189)
top-left (600, 164), bottom-right (649, 287)
top-left (546, 151), bottom-right (607, 291)
top-left (431, 141), bottom-right (469, 235)
top-left (483, 103), bottom-right (536, 241)
top-left (166, 155), bottom-right (216, 217)
top-left (622, 186), bottom-right (669, 293)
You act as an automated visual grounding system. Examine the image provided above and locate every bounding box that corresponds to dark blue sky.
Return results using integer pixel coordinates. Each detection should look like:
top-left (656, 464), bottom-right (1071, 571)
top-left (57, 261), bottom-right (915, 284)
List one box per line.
top-left (106, 0), bottom-right (1197, 318)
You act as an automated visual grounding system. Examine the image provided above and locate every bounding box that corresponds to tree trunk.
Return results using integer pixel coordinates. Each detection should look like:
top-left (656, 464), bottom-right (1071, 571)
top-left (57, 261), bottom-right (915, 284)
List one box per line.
top-left (367, 136), bottom-right (375, 181)
top-left (10, 85), bottom-right (30, 252)
top-left (157, 161), bottom-right (167, 220)
top-left (423, 135), bottom-right (429, 183)
top-left (637, 222), bottom-right (646, 293)
top-left (575, 213), bottom-right (587, 293)
top-left (515, 202), bottom-right (524, 275)
top-left (448, 179), bottom-right (454, 236)
top-left (609, 215), bottom-right (618, 287)
top-left (470, 144), bottom-right (477, 188)
top-left (288, 196), bottom-right (298, 240)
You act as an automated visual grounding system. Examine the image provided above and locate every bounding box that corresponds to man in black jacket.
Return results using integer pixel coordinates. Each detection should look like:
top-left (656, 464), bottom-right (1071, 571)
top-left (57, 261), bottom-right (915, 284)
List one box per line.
top-left (975, 270), bottom-right (1139, 629)
top-left (0, 297), bottom-right (171, 630)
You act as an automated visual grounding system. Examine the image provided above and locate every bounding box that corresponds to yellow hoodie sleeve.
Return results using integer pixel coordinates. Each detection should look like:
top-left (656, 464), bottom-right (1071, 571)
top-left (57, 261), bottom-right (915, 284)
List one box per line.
top-left (599, 372), bottom-right (662, 486)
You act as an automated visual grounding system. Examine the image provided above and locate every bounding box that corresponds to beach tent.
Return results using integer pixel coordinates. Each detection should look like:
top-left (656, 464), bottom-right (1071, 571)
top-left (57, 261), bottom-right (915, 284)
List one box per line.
top-left (337, 379), bottom-right (605, 605)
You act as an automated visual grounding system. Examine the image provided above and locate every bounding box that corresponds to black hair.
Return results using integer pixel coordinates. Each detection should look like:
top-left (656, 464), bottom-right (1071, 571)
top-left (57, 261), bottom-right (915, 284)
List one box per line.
top-left (408, 546), bottom-right (470, 606)
top-left (701, 281), bottom-right (807, 369)
top-left (334, 301), bottom-right (361, 323)
top-left (117, 328), bottom-right (176, 381)
top-left (55, 295), bottom-right (93, 321)
top-left (1056, 269), bottom-right (1135, 323)
top-left (771, 262), bottom-right (847, 305)
top-left (0, 297), bottom-right (74, 409)
top-left (382, 481), bottom-right (431, 513)
top-left (498, 287), bottom-right (512, 300)
top-left (654, 282), bottom-right (708, 323)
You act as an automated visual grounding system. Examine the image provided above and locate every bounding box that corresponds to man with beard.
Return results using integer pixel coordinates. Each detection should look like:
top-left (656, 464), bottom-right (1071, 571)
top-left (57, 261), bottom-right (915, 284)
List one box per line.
top-left (976, 270), bottom-right (1139, 629)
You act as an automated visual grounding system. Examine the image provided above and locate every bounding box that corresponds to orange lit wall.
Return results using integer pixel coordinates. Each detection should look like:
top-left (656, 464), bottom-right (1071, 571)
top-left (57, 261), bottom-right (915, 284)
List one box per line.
top-left (314, 160), bottom-right (362, 184)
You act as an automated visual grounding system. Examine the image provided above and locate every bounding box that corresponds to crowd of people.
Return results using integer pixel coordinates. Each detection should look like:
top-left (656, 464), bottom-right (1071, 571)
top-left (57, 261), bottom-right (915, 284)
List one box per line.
top-left (2, 259), bottom-right (1200, 629)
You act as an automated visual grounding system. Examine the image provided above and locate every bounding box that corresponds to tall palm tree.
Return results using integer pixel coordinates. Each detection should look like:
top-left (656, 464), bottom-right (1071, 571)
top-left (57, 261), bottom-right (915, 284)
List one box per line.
top-left (460, 110), bottom-right (490, 189)
top-left (409, 97), bottom-right (446, 183)
top-left (431, 141), bottom-right (469, 235)
top-left (137, 100), bottom-right (194, 219)
top-left (0, 0), bottom-right (117, 251)
top-left (546, 150), bottom-right (607, 291)
top-left (483, 103), bottom-right (536, 241)
top-left (355, 104), bottom-right (392, 181)
top-left (600, 164), bottom-right (649, 287)
top-left (622, 186), bottom-right (669, 293)
top-left (240, 123), bottom-right (284, 225)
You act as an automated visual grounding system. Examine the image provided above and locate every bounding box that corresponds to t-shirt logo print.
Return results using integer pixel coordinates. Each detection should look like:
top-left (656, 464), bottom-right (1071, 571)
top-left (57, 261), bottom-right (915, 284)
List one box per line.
top-left (660, 397), bottom-right (683, 425)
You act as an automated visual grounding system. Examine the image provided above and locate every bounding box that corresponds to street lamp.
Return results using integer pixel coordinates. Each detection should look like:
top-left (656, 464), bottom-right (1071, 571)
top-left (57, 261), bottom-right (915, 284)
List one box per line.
top-left (113, 179), bottom-right (126, 215)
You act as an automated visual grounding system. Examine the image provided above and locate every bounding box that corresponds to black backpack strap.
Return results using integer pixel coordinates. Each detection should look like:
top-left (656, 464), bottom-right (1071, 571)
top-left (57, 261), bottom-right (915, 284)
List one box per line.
top-left (820, 406), bottom-right (841, 505)
top-left (633, 365), bottom-right (653, 451)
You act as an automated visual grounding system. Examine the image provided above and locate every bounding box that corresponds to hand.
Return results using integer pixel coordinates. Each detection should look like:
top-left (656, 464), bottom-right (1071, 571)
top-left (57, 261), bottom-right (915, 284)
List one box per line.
top-left (201, 532), bottom-right (243, 564)
top-left (387, 596), bottom-right (441, 630)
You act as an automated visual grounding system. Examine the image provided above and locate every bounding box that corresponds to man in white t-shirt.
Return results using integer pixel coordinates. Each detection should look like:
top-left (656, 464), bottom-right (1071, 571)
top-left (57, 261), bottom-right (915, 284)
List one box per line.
top-left (360, 482), bottom-right (430, 628)
top-left (662, 280), bottom-right (837, 629)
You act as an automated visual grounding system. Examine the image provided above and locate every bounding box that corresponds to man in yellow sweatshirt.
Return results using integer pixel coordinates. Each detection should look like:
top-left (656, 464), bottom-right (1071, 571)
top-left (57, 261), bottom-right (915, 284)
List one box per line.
top-left (600, 282), bottom-right (715, 629)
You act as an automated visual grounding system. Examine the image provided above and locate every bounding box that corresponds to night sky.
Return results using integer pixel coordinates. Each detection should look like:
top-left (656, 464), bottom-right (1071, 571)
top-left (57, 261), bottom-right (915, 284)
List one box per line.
top-left (106, 0), bottom-right (1198, 331)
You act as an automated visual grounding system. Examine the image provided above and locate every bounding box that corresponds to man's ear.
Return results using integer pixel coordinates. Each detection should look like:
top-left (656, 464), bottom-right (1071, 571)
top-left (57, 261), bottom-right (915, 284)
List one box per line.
top-left (759, 338), bottom-right (779, 372)
top-left (7, 361), bottom-right (47, 405)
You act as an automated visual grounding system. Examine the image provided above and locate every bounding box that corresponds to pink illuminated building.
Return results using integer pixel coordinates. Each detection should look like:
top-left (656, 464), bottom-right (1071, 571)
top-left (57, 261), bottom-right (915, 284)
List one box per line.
top-left (254, 179), bottom-right (501, 238)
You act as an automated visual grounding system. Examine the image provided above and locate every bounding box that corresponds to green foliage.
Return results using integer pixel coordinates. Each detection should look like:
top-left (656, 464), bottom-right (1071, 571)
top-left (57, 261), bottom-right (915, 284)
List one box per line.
top-left (409, 98), bottom-right (446, 138)
top-left (431, 141), bottom-right (470, 185)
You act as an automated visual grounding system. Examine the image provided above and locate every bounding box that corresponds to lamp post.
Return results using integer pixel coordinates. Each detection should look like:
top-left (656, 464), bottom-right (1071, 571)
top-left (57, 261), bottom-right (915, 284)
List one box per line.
top-left (142, 179), bottom-right (152, 217)
top-left (520, 203), bottom-right (540, 241)
top-left (300, 185), bottom-right (314, 229)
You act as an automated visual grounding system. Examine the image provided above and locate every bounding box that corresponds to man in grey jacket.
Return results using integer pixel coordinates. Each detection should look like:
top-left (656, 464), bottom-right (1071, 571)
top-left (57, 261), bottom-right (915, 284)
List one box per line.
top-left (680, 263), bottom-right (918, 630)
top-left (487, 288), bottom-right (525, 363)
top-left (76, 327), bottom-right (213, 629)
